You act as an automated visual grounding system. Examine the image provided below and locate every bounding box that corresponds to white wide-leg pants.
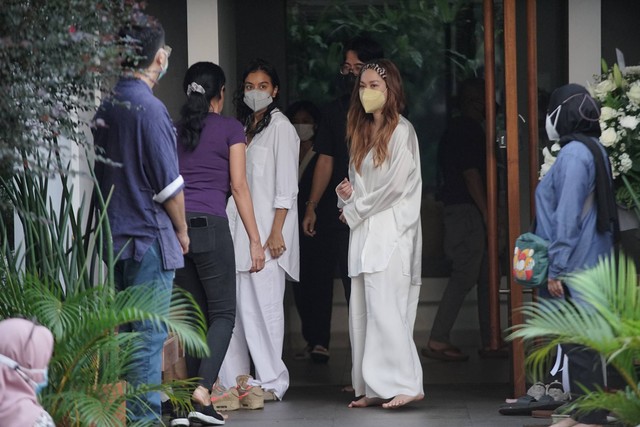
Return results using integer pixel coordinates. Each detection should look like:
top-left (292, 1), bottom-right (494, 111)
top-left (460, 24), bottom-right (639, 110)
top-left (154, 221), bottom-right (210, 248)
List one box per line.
top-left (350, 250), bottom-right (424, 399)
top-left (219, 260), bottom-right (290, 399)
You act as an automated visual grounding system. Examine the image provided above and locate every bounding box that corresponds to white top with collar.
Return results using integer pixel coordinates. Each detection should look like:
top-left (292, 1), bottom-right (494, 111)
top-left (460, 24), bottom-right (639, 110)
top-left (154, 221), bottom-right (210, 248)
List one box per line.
top-left (227, 108), bottom-right (300, 281)
top-left (338, 115), bottom-right (422, 285)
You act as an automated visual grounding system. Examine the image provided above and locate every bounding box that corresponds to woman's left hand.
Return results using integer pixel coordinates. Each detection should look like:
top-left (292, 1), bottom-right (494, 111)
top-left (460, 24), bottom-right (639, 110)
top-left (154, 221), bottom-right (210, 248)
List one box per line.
top-left (547, 278), bottom-right (564, 298)
top-left (265, 230), bottom-right (286, 258)
top-left (336, 177), bottom-right (353, 200)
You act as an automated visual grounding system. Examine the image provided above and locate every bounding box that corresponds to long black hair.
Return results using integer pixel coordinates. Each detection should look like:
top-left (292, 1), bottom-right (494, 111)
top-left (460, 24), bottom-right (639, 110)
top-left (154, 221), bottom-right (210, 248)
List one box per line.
top-left (233, 58), bottom-right (280, 139)
top-left (178, 61), bottom-right (225, 150)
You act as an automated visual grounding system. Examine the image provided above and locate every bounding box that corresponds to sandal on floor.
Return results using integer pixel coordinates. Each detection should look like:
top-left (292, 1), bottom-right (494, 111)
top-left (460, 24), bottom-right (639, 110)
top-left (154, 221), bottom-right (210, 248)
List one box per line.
top-left (421, 344), bottom-right (469, 361)
top-left (499, 394), bottom-right (565, 416)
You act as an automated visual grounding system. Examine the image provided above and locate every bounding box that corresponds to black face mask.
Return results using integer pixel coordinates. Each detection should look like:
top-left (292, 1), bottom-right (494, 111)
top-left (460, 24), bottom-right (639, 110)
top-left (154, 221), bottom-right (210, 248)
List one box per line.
top-left (337, 73), bottom-right (357, 95)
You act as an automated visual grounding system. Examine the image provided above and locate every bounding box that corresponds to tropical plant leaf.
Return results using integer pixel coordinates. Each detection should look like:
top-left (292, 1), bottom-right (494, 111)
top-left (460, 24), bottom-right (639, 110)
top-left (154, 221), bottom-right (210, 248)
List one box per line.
top-left (507, 252), bottom-right (640, 425)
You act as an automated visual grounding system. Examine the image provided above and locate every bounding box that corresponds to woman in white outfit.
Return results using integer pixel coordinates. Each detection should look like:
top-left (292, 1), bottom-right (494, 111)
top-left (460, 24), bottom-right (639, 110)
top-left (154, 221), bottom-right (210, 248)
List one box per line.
top-left (220, 58), bottom-right (300, 401)
top-left (336, 59), bottom-right (423, 409)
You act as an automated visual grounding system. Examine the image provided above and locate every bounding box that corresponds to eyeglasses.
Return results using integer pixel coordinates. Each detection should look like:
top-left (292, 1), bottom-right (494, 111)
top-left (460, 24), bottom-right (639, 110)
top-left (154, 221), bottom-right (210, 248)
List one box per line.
top-left (339, 62), bottom-right (364, 76)
top-left (162, 45), bottom-right (172, 58)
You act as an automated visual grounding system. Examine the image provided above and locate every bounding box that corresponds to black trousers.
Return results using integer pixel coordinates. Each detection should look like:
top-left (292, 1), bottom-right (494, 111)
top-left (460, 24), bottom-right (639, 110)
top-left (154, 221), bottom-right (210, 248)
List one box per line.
top-left (174, 213), bottom-right (236, 389)
top-left (563, 343), bottom-right (608, 424)
top-left (292, 227), bottom-right (350, 349)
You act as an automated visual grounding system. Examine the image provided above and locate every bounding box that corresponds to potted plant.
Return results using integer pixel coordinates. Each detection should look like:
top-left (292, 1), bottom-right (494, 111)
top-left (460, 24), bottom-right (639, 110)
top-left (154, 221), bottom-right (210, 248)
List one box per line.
top-left (0, 149), bottom-right (209, 427)
top-left (508, 253), bottom-right (640, 426)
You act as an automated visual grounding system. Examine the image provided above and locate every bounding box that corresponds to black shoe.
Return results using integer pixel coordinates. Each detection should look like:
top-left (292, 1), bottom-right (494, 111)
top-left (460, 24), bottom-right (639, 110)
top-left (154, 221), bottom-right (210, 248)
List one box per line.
top-left (188, 403), bottom-right (225, 425)
top-left (310, 345), bottom-right (330, 364)
top-left (169, 410), bottom-right (190, 427)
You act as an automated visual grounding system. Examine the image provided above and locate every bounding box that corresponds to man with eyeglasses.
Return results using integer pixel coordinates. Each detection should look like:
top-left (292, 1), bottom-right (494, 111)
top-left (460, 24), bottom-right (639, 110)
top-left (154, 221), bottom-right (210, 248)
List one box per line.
top-left (93, 16), bottom-right (188, 425)
top-left (298, 36), bottom-right (383, 365)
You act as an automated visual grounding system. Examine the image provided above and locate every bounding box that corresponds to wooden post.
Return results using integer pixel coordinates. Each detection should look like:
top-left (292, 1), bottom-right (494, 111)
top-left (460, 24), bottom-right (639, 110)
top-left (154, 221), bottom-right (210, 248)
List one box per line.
top-left (527, 0), bottom-right (539, 215)
top-left (504, 0), bottom-right (526, 397)
top-left (482, 0), bottom-right (501, 351)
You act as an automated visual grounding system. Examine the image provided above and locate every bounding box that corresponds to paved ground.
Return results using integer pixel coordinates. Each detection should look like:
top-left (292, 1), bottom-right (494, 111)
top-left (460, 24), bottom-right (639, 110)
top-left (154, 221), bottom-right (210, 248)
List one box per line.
top-left (213, 347), bottom-right (547, 427)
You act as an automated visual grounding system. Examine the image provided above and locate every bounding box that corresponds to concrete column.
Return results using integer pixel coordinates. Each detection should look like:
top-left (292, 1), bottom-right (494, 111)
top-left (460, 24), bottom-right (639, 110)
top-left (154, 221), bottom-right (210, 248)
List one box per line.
top-left (568, 0), bottom-right (601, 85)
top-left (186, 0), bottom-right (219, 65)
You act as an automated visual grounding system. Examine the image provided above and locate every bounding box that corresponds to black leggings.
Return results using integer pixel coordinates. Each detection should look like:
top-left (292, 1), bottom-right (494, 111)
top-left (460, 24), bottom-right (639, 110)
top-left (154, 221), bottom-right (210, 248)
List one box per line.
top-left (175, 213), bottom-right (236, 389)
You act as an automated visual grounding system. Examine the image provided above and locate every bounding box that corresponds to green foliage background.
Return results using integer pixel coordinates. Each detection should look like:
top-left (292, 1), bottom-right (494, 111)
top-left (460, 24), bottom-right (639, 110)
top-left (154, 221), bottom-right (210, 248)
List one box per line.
top-left (286, 0), bottom-right (493, 186)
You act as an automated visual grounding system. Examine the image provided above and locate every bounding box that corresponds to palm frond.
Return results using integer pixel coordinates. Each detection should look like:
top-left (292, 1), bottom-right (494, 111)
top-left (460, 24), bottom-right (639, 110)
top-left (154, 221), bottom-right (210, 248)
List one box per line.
top-left (507, 252), bottom-right (640, 425)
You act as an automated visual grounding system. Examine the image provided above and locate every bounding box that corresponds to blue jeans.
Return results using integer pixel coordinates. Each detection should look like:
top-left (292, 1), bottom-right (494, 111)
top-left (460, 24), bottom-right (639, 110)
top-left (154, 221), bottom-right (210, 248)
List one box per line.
top-left (115, 240), bottom-right (174, 423)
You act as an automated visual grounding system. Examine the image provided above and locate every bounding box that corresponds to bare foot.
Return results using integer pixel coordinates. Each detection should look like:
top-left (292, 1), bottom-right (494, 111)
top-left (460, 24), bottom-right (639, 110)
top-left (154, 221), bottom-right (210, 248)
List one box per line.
top-left (382, 393), bottom-right (424, 409)
top-left (348, 396), bottom-right (389, 408)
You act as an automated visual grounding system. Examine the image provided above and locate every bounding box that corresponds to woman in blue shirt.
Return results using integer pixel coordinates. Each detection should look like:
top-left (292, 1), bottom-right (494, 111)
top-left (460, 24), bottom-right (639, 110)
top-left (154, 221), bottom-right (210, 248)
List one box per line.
top-left (536, 84), bottom-right (618, 427)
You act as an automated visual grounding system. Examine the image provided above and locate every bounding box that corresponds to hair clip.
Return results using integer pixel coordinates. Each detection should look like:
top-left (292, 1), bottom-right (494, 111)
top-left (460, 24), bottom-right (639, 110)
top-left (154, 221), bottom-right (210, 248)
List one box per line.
top-left (186, 82), bottom-right (205, 96)
top-left (360, 63), bottom-right (387, 79)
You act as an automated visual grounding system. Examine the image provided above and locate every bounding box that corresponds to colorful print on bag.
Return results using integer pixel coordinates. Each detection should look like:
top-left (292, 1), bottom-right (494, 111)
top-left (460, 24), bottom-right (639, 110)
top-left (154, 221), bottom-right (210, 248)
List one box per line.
top-left (511, 232), bottom-right (549, 288)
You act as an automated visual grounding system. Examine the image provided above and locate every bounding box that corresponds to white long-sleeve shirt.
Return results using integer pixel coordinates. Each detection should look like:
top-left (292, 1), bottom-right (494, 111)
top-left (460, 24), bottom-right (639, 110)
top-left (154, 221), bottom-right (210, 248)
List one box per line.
top-left (227, 109), bottom-right (300, 281)
top-left (338, 115), bottom-right (422, 285)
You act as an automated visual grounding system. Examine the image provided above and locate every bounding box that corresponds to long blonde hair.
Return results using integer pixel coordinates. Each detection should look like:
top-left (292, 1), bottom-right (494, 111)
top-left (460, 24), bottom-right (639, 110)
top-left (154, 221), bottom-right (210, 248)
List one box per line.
top-left (346, 59), bottom-right (405, 173)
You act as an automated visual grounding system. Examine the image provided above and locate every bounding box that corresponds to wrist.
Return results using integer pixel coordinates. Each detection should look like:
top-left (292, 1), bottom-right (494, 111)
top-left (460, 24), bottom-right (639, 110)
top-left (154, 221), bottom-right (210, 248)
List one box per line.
top-left (305, 200), bottom-right (317, 210)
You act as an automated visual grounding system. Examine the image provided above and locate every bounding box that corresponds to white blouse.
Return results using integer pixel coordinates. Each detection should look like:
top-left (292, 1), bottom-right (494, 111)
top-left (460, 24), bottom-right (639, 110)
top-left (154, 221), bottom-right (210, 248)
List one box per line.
top-left (227, 109), bottom-right (300, 281)
top-left (338, 115), bottom-right (422, 285)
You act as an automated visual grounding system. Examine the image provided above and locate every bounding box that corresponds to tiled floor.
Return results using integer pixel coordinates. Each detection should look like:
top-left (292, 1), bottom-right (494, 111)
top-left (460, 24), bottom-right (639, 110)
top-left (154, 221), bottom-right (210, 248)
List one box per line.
top-left (218, 346), bottom-right (547, 427)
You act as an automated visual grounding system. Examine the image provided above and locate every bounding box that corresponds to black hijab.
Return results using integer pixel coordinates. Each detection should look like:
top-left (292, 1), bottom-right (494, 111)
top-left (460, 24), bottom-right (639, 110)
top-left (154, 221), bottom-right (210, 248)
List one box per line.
top-left (547, 84), bottom-right (619, 241)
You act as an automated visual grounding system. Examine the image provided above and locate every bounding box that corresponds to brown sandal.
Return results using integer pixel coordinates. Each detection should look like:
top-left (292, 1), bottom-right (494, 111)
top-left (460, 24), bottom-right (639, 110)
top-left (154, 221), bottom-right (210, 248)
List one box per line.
top-left (421, 345), bottom-right (469, 361)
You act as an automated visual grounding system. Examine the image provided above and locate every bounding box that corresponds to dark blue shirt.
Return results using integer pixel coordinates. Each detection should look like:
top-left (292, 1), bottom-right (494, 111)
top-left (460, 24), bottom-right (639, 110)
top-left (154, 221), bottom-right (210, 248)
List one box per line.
top-left (93, 78), bottom-right (184, 270)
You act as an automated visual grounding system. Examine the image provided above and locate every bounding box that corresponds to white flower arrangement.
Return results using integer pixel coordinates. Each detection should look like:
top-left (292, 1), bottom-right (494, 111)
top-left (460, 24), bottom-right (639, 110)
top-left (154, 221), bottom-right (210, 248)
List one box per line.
top-left (540, 60), bottom-right (640, 211)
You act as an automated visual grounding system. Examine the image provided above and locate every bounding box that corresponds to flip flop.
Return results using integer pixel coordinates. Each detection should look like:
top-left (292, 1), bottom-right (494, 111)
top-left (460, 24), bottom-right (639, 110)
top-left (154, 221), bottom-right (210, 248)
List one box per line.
top-left (421, 345), bottom-right (469, 361)
top-left (499, 394), bottom-right (565, 416)
top-left (505, 381), bottom-right (546, 403)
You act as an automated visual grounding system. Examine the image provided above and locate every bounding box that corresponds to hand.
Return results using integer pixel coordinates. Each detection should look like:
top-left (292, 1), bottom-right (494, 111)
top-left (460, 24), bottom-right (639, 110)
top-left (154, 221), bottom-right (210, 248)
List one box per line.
top-left (302, 208), bottom-right (317, 237)
top-left (547, 278), bottom-right (564, 298)
top-left (339, 208), bottom-right (347, 225)
top-left (249, 240), bottom-right (265, 273)
top-left (336, 177), bottom-right (353, 200)
top-left (176, 228), bottom-right (190, 255)
top-left (265, 230), bottom-right (286, 259)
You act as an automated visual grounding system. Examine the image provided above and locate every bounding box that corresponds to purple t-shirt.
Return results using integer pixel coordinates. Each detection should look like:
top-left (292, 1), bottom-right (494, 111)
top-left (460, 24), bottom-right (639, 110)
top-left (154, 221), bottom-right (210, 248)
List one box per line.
top-left (177, 113), bottom-right (246, 218)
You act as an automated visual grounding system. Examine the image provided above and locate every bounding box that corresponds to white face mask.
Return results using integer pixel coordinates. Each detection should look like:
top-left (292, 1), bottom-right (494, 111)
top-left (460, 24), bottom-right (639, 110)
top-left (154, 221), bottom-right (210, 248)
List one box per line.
top-left (293, 124), bottom-right (314, 141)
top-left (244, 90), bottom-right (273, 112)
top-left (545, 105), bottom-right (561, 141)
top-left (0, 354), bottom-right (48, 394)
top-left (359, 87), bottom-right (386, 113)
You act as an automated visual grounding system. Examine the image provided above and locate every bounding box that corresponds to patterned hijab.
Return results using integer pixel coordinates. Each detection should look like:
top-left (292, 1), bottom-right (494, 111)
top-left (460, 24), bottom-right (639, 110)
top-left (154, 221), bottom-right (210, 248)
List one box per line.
top-left (0, 318), bottom-right (54, 427)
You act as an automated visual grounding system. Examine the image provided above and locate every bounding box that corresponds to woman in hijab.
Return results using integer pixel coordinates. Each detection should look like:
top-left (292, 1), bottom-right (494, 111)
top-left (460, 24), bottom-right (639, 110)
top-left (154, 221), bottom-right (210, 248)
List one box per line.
top-left (0, 318), bottom-right (55, 427)
top-left (537, 84), bottom-right (618, 427)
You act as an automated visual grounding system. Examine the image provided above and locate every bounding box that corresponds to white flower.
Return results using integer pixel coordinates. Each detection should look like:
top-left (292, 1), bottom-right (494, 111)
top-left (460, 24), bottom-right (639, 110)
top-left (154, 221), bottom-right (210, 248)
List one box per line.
top-left (627, 82), bottom-right (640, 104)
top-left (619, 152), bottom-right (633, 173)
top-left (593, 78), bottom-right (617, 100)
top-left (600, 106), bottom-right (617, 121)
top-left (539, 162), bottom-right (552, 179)
top-left (600, 127), bottom-right (619, 147)
top-left (539, 146), bottom-right (557, 180)
top-left (625, 65), bottom-right (640, 75)
top-left (542, 146), bottom-right (557, 164)
top-left (620, 115), bottom-right (639, 130)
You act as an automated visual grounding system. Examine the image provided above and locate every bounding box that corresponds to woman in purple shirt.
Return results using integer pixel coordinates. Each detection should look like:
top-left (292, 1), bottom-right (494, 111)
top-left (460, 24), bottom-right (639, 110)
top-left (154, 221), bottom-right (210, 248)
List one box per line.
top-left (173, 62), bottom-right (265, 426)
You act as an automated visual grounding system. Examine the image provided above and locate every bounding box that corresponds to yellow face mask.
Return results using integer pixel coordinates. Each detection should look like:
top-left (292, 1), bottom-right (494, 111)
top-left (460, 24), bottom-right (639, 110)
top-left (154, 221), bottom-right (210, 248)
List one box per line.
top-left (359, 87), bottom-right (386, 113)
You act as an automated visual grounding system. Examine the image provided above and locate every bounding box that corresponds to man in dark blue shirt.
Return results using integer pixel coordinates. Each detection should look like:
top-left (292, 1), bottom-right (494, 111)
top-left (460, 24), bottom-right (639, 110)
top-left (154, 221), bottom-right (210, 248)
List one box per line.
top-left (93, 18), bottom-right (188, 424)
